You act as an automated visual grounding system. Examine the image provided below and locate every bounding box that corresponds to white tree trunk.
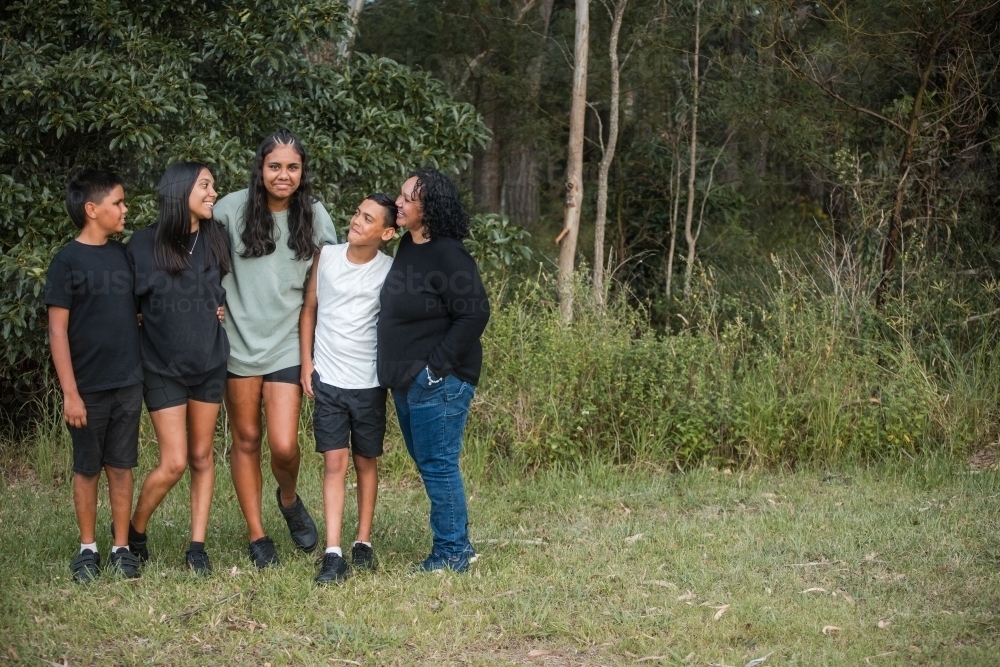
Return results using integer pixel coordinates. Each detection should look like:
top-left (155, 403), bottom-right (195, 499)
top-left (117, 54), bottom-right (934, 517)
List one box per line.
top-left (682, 0), bottom-right (702, 300)
top-left (557, 0), bottom-right (590, 323)
top-left (593, 0), bottom-right (628, 308)
top-left (338, 0), bottom-right (366, 59)
top-left (665, 144), bottom-right (681, 298)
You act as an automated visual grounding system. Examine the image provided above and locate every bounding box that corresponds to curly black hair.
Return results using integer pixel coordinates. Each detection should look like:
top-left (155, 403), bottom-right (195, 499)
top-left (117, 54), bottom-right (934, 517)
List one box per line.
top-left (411, 169), bottom-right (469, 240)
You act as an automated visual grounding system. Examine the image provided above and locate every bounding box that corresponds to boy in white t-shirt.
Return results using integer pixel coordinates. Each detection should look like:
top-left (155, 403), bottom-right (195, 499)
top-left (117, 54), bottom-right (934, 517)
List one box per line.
top-left (300, 193), bottom-right (397, 584)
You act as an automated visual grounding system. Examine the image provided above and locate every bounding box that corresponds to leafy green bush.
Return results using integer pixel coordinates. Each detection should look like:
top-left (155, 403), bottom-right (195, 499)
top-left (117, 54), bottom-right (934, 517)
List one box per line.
top-left (0, 0), bottom-right (490, 416)
top-left (465, 261), bottom-right (998, 469)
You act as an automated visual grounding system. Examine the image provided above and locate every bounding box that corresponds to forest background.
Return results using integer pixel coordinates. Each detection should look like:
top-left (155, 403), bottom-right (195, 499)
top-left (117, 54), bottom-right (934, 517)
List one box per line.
top-left (2, 0), bottom-right (1000, 472)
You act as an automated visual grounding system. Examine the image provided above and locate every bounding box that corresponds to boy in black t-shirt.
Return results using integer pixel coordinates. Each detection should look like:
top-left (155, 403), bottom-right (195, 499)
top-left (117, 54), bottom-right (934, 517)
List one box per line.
top-left (45, 170), bottom-right (144, 582)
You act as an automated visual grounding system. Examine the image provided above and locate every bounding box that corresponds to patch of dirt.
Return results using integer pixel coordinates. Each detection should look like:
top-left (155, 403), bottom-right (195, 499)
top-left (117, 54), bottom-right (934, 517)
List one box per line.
top-left (0, 457), bottom-right (41, 487)
top-left (967, 448), bottom-right (998, 470)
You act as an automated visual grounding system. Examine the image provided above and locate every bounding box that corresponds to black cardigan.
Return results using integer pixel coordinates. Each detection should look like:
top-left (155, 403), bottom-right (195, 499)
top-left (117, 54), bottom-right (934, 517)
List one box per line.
top-left (377, 233), bottom-right (490, 388)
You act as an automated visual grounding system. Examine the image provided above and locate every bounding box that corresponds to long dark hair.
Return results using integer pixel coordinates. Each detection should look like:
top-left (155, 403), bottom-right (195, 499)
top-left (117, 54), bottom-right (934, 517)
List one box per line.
top-left (411, 169), bottom-right (469, 240)
top-left (153, 162), bottom-right (231, 277)
top-left (241, 129), bottom-right (316, 261)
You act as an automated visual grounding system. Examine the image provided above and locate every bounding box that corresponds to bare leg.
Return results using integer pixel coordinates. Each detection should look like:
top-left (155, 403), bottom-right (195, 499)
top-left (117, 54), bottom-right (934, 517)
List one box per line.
top-left (353, 454), bottom-right (378, 543)
top-left (105, 466), bottom-right (133, 546)
top-left (226, 376), bottom-right (266, 541)
top-left (73, 472), bottom-right (100, 544)
top-left (187, 400), bottom-right (221, 543)
top-left (322, 449), bottom-right (349, 549)
top-left (131, 404), bottom-right (188, 534)
top-left (262, 382), bottom-right (303, 508)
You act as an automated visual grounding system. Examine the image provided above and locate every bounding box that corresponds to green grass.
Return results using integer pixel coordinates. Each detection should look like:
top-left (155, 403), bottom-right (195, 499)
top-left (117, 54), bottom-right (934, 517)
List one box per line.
top-left (1, 438), bottom-right (999, 666)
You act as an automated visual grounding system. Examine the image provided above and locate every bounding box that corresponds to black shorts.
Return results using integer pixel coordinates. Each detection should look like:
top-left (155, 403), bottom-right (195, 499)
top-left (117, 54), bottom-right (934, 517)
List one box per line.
top-left (312, 371), bottom-right (386, 458)
top-left (226, 365), bottom-right (301, 385)
top-left (68, 383), bottom-right (143, 475)
top-left (143, 364), bottom-right (227, 412)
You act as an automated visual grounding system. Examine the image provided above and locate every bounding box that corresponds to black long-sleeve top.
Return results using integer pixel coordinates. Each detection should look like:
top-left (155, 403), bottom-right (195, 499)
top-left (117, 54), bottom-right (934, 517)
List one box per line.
top-left (377, 232), bottom-right (490, 388)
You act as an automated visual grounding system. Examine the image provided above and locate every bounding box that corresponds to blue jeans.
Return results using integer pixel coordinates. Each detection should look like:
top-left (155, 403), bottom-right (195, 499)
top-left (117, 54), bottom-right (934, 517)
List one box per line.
top-left (392, 368), bottom-right (475, 559)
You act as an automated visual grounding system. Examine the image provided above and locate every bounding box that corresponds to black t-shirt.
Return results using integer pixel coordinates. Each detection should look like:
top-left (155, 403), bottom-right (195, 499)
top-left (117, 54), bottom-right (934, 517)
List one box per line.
top-left (126, 225), bottom-right (230, 382)
top-left (377, 233), bottom-right (490, 388)
top-left (44, 239), bottom-right (143, 393)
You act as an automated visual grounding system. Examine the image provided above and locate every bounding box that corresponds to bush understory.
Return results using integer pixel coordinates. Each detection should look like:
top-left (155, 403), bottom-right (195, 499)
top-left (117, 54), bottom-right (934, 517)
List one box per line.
top-left (6, 247), bottom-right (1000, 482)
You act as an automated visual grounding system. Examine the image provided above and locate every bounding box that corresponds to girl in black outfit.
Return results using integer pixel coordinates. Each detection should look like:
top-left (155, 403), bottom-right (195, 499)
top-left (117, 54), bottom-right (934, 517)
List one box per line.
top-left (126, 162), bottom-right (231, 574)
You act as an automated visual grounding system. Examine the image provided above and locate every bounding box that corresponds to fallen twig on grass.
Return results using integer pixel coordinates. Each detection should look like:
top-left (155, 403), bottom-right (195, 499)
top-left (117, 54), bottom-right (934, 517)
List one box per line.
top-left (481, 538), bottom-right (545, 545)
top-left (175, 590), bottom-right (251, 620)
top-left (785, 560), bottom-right (845, 567)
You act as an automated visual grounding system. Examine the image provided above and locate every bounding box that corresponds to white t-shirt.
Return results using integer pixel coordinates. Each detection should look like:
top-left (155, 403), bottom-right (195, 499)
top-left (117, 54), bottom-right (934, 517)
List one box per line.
top-left (313, 244), bottom-right (393, 389)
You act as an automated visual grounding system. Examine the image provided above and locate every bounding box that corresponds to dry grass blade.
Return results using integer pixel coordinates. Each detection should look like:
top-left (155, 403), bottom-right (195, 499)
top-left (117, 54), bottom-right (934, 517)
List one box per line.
top-left (743, 652), bottom-right (773, 667)
top-left (625, 533), bottom-right (644, 544)
top-left (864, 652), bottom-right (896, 663)
top-left (527, 649), bottom-right (555, 658)
top-left (712, 604), bottom-right (730, 621)
top-left (822, 625), bottom-right (842, 635)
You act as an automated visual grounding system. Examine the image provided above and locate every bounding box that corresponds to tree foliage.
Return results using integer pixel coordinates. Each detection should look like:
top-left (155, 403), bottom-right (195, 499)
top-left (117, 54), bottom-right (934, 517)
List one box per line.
top-left (0, 0), bottom-right (491, 411)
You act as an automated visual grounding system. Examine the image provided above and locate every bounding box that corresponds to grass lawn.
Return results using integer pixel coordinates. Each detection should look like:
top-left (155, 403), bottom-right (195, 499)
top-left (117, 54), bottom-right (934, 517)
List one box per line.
top-left (1, 446), bottom-right (998, 666)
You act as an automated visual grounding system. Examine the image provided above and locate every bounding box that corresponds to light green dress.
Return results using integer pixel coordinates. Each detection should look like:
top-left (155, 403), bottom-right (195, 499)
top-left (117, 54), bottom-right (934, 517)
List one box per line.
top-left (214, 189), bottom-right (338, 376)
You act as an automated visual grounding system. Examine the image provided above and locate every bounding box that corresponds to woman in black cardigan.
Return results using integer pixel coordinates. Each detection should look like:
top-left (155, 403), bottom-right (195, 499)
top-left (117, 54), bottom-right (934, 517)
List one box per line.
top-left (377, 169), bottom-right (490, 572)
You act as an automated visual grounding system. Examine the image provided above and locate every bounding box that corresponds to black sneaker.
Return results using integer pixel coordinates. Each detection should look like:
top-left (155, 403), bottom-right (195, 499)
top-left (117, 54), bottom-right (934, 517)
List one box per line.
top-left (185, 547), bottom-right (212, 576)
top-left (315, 552), bottom-right (350, 585)
top-left (109, 548), bottom-right (142, 579)
top-left (351, 542), bottom-right (376, 571)
top-left (275, 488), bottom-right (318, 553)
top-left (110, 521), bottom-right (149, 563)
top-left (248, 536), bottom-right (280, 569)
top-left (71, 549), bottom-right (101, 583)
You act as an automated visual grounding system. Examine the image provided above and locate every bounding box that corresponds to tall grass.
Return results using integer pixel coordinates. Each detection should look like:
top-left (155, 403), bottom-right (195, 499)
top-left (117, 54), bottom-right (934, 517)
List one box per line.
top-left (6, 252), bottom-right (999, 484)
top-left (468, 256), bottom-right (1000, 470)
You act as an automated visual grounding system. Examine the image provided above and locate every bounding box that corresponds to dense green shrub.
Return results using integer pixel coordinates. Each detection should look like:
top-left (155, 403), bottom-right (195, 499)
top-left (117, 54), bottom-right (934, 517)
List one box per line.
top-left (466, 262), bottom-right (998, 469)
top-left (0, 0), bottom-right (490, 417)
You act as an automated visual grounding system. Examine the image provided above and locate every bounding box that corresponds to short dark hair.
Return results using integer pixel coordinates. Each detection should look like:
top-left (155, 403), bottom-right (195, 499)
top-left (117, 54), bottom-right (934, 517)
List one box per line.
top-left (65, 170), bottom-right (123, 229)
top-left (365, 193), bottom-right (398, 229)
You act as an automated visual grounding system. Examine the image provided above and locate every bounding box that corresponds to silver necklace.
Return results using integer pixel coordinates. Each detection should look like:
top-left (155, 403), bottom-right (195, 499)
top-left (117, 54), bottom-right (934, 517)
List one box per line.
top-left (181, 228), bottom-right (200, 255)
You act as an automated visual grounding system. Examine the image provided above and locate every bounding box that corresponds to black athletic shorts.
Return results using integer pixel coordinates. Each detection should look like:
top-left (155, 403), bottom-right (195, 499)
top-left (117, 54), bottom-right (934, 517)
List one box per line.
top-left (226, 365), bottom-right (301, 385)
top-left (68, 383), bottom-right (143, 475)
top-left (143, 364), bottom-right (227, 412)
top-left (312, 371), bottom-right (386, 458)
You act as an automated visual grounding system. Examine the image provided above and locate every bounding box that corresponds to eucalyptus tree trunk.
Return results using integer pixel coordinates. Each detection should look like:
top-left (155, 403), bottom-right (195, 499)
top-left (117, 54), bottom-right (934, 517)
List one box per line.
top-left (337, 0), bottom-right (366, 59)
top-left (682, 0), bottom-right (702, 300)
top-left (593, 0), bottom-right (629, 308)
top-left (557, 0), bottom-right (590, 323)
top-left (664, 143), bottom-right (682, 298)
top-left (504, 0), bottom-right (556, 228)
top-left (473, 107), bottom-right (503, 213)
